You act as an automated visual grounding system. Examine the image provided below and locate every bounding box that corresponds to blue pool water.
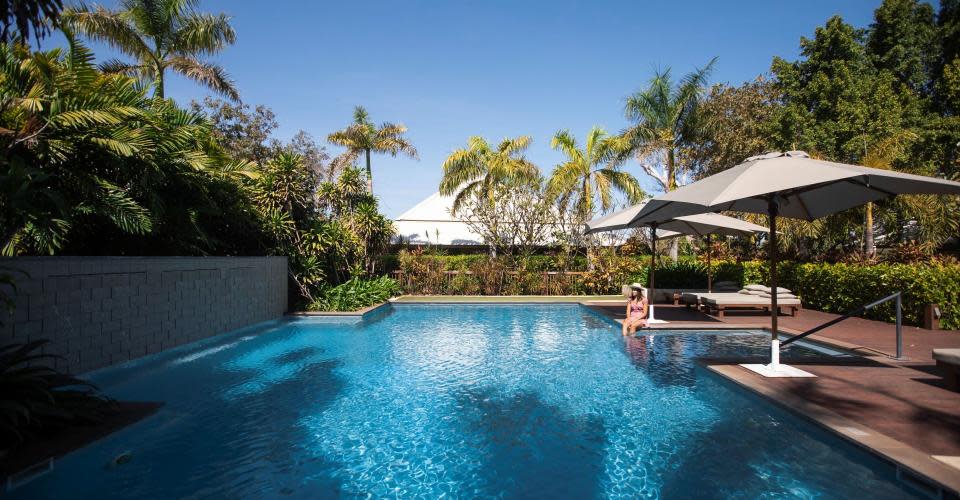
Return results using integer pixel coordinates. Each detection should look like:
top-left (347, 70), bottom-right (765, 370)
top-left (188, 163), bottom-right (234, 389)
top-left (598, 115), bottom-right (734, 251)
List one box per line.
top-left (12, 304), bottom-right (917, 499)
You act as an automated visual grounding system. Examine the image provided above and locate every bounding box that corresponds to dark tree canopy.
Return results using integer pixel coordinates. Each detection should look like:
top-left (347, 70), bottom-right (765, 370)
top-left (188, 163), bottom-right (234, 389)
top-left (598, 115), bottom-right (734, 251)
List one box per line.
top-left (0, 0), bottom-right (63, 42)
top-left (868, 0), bottom-right (938, 97)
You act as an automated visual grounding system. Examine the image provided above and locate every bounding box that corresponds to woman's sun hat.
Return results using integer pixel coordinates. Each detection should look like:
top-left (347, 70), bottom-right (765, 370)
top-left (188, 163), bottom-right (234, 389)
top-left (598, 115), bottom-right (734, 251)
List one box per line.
top-left (629, 283), bottom-right (645, 290)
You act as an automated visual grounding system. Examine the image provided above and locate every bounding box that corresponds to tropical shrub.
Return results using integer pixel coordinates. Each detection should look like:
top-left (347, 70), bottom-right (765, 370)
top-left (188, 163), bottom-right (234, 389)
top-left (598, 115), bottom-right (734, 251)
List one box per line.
top-left (308, 276), bottom-right (400, 312)
top-left (652, 261), bottom-right (708, 288)
top-left (397, 248), bottom-right (448, 294)
top-left (448, 272), bottom-right (481, 295)
top-left (0, 37), bottom-right (260, 256)
top-left (582, 250), bottom-right (646, 295)
top-left (1, 340), bottom-right (113, 452)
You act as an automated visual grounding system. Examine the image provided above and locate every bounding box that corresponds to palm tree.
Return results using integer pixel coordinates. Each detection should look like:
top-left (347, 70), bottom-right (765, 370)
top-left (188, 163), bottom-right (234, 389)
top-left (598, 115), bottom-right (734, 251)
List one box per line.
top-left (61, 0), bottom-right (239, 101)
top-left (623, 59), bottom-right (715, 261)
top-left (439, 135), bottom-right (539, 214)
top-left (859, 131), bottom-right (918, 257)
top-left (327, 106), bottom-right (418, 193)
top-left (546, 127), bottom-right (643, 222)
top-left (622, 59), bottom-right (715, 192)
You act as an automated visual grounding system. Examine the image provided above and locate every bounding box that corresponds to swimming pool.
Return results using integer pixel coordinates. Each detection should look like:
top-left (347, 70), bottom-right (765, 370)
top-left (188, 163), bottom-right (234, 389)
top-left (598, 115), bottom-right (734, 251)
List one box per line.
top-left (11, 304), bottom-right (918, 498)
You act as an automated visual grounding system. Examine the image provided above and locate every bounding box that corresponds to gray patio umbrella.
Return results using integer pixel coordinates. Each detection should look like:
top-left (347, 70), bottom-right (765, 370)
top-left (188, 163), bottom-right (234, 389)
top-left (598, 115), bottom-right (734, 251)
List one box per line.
top-left (628, 150), bottom-right (960, 374)
top-left (586, 203), bottom-right (767, 309)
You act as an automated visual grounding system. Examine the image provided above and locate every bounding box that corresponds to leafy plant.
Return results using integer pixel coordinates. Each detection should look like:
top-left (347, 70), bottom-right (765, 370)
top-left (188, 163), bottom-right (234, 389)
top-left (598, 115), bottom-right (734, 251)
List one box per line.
top-left (653, 260), bottom-right (709, 289)
top-left (1, 340), bottom-right (113, 452)
top-left (0, 37), bottom-right (257, 256)
top-left (308, 276), bottom-right (400, 312)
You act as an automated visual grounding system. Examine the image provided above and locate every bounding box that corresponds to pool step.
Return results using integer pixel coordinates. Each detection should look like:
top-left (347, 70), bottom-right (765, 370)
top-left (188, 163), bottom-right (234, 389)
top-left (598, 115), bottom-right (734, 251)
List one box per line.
top-left (4, 457), bottom-right (53, 493)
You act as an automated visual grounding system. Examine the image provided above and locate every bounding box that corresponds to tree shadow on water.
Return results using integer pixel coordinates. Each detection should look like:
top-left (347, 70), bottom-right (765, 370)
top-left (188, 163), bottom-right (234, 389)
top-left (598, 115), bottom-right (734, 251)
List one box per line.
top-left (116, 349), bottom-right (348, 498)
top-left (456, 388), bottom-right (607, 499)
top-left (654, 399), bottom-right (914, 499)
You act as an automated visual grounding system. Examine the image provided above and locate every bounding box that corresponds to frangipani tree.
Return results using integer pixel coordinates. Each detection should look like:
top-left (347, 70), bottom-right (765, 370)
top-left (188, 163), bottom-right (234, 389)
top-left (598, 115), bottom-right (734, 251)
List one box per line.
top-left (327, 106), bottom-right (418, 194)
top-left (62, 0), bottom-right (239, 100)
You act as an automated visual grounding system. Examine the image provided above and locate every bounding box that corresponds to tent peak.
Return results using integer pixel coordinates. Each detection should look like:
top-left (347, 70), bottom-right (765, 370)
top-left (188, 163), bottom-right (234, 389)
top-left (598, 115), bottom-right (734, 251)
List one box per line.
top-left (744, 150), bottom-right (810, 162)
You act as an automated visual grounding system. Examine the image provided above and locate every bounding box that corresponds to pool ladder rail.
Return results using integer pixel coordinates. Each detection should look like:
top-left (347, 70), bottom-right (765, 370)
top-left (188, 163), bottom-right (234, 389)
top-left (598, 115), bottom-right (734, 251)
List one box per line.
top-left (781, 291), bottom-right (906, 360)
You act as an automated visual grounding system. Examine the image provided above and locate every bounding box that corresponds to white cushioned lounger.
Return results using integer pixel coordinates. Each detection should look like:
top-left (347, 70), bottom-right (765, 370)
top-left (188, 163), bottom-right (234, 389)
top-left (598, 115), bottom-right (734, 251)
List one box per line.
top-left (681, 292), bottom-right (741, 309)
top-left (700, 295), bottom-right (801, 318)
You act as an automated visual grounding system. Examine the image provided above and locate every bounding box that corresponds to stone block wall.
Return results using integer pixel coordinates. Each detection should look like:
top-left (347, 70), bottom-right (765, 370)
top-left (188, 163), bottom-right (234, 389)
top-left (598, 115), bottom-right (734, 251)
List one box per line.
top-left (0, 256), bottom-right (288, 374)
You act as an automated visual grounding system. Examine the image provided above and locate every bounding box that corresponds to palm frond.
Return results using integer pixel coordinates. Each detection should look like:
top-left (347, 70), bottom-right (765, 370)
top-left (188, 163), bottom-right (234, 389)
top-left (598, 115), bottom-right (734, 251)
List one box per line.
top-left (61, 5), bottom-right (154, 63)
top-left (167, 55), bottom-right (239, 101)
top-left (171, 12), bottom-right (236, 55)
top-left (96, 180), bottom-right (152, 234)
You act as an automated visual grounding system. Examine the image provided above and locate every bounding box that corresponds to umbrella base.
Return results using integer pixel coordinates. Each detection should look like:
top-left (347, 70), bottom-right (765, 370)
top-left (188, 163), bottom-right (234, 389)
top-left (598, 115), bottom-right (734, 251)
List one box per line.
top-left (739, 363), bottom-right (816, 378)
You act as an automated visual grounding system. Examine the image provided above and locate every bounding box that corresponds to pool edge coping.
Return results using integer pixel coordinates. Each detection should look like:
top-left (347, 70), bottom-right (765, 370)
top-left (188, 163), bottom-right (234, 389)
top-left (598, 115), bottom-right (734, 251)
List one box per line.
top-left (286, 300), bottom-right (392, 319)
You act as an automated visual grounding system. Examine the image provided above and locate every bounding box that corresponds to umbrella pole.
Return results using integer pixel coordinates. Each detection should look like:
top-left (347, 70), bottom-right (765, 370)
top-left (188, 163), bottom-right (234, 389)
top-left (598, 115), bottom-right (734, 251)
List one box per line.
top-left (768, 198), bottom-right (779, 370)
top-left (706, 233), bottom-right (712, 293)
top-left (649, 223), bottom-right (657, 320)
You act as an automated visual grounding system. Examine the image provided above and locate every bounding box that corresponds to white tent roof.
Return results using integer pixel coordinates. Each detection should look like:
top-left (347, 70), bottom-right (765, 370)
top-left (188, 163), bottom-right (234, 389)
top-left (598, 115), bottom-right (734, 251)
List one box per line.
top-left (393, 191), bottom-right (485, 245)
top-left (393, 190), bottom-right (632, 246)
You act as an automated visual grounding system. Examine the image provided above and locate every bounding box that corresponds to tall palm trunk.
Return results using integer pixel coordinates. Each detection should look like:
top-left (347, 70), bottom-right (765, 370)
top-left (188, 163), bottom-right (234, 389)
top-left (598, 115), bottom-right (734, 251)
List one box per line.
top-left (155, 65), bottom-right (164, 99)
top-left (583, 177), bottom-right (595, 270)
top-left (864, 202), bottom-right (875, 258)
top-left (667, 147), bottom-right (679, 263)
top-left (364, 148), bottom-right (373, 193)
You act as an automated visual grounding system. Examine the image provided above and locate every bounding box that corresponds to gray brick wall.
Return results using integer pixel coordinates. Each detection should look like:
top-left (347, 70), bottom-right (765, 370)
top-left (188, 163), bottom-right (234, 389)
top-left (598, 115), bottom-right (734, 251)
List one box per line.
top-left (0, 257), bottom-right (288, 374)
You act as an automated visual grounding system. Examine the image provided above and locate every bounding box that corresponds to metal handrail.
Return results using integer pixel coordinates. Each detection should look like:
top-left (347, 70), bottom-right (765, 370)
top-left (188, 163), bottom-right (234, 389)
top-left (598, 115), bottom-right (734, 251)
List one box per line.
top-left (781, 291), bottom-right (904, 359)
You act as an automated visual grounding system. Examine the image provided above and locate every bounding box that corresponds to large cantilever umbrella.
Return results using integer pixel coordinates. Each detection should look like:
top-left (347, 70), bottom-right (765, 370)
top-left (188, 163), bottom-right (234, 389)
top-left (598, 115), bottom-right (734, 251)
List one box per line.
top-left (586, 203), bottom-right (768, 321)
top-left (628, 150), bottom-right (960, 376)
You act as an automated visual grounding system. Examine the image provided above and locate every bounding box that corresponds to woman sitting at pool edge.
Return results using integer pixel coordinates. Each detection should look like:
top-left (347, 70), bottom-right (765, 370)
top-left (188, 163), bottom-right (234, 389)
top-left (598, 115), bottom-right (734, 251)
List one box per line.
top-left (622, 283), bottom-right (648, 336)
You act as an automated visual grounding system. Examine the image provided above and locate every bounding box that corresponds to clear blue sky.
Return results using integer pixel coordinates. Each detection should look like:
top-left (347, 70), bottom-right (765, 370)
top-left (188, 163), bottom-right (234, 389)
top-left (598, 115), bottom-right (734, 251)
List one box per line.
top-left (67, 0), bottom-right (884, 217)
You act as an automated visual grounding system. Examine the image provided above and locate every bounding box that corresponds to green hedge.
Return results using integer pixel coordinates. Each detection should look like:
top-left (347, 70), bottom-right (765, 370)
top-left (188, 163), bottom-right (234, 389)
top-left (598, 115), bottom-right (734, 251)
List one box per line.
top-left (385, 252), bottom-right (704, 273)
top-left (789, 263), bottom-right (960, 330)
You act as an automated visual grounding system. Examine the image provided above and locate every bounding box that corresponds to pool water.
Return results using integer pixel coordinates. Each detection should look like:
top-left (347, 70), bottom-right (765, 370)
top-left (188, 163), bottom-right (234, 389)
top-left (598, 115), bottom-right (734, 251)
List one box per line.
top-left (12, 304), bottom-right (917, 499)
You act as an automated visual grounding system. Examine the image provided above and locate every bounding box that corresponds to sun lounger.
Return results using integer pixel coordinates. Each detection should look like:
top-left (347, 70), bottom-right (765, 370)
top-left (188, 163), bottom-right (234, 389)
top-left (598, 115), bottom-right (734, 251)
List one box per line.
top-left (682, 292), bottom-right (738, 309)
top-left (933, 348), bottom-right (960, 391)
top-left (701, 294), bottom-right (801, 318)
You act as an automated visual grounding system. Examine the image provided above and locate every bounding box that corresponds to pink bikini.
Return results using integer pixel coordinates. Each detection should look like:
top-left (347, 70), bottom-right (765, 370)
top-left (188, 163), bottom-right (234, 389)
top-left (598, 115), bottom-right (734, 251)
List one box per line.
top-left (630, 300), bottom-right (645, 319)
